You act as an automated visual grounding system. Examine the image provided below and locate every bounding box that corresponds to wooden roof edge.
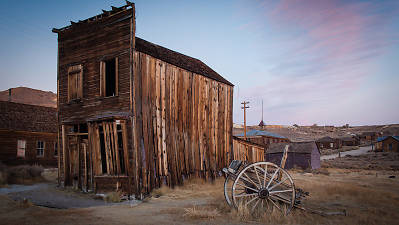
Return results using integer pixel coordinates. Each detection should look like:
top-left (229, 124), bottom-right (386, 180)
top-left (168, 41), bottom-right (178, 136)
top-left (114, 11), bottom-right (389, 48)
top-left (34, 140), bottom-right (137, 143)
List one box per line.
top-left (52, 1), bottom-right (134, 34)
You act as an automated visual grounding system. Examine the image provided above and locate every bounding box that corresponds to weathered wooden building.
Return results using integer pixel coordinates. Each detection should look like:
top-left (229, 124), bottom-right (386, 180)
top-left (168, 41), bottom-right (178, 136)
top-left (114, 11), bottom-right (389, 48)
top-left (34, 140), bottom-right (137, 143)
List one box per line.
top-left (265, 142), bottom-right (320, 170)
top-left (235, 129), bottom-right (290, 149)
top-left (315, 136), bottom-right (341, 150)
top-left (0, 101), bottom-right (58, 167)
top-left (359, 131), bottom-right (379, 144)
top-left (375, 136), bottom-right (399, 152)
top-left (339, 136), bottom-right (360, 146)
top-left (53, 3), bottom-right (233, 196)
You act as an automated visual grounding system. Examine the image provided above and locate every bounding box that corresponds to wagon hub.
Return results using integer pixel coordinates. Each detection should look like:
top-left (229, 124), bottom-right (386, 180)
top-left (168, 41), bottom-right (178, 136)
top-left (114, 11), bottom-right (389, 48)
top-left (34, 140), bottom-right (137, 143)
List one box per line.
top-left (258, 188), bottom-right (269, 199)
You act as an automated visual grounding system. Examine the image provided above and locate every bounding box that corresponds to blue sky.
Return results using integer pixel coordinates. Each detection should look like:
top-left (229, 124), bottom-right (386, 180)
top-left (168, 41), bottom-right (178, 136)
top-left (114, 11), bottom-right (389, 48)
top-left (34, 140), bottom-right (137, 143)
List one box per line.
top-left (0, 0), bottom-right (398, 126)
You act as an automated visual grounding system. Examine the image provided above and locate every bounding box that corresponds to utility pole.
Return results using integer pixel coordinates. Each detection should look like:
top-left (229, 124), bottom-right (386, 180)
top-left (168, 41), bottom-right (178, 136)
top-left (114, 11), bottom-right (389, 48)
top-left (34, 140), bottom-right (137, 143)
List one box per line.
top-left (241, 101), bottom-right (250, 140)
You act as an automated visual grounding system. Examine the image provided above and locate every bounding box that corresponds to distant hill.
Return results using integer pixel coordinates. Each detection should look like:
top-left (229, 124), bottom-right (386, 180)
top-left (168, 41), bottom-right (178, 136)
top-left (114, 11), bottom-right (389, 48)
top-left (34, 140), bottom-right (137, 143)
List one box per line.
top-left (0, 87), bottom-right (56, 108)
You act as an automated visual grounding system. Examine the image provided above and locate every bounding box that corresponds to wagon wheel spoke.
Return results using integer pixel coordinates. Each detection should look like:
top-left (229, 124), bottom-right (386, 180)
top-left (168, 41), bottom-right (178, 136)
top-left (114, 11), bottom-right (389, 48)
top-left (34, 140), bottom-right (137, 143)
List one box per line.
top-left (236, 181), bottom-right (259, 193)
top-left (251, 198), bottom-right (261, 212)
top-left (266, 168), bottom-right (280, 189)
top-left (270, 189), bottom-right (293, 195)
top-left (263, 164), bottom-right (268, 187)
top-left (235, 193), bottom-right (258, 198)
top-left (243, 172), bottom-right (260, 189)
top-left (269, 177), bottom-right (289, 191)
top-left (253, 166), bottom-right (262, 187)
top-left (268, 197), bottom-right (282, 211)
top-left (245, 195), bottom-right (259, 206)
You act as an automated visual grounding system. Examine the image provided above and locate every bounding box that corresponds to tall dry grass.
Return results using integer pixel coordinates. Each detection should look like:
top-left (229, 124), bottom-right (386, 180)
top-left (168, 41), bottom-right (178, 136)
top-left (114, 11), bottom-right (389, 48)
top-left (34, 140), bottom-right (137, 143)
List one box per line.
top-left (0, 162), bottom-right (44, 185)
top-left (150, 170), bottom-right (399, 224)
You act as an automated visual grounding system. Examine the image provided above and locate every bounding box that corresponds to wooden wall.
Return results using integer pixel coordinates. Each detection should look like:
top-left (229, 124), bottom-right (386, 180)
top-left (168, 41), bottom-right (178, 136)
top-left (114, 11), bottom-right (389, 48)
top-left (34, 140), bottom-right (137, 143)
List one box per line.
top-left (131, 51), bottom-right (233, 195)
top-left (232, 137), bottom-right (265, 163)
top-left (0, 130), bottom-right (58, 167)
top-left (57, 9), bottom-right (134, 124)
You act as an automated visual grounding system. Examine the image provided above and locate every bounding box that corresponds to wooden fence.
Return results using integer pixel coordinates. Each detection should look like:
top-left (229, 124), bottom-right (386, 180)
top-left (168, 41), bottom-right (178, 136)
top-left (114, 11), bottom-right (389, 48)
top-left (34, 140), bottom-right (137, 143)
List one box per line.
top-left (232, 136), bottom-right (265, 163)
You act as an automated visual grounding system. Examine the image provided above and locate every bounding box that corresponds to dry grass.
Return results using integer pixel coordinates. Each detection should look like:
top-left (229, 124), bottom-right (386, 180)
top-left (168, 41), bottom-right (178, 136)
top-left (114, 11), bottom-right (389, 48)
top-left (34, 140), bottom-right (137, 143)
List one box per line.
top-left (183, 206), bottom-right (221, 219)
top-left (104, 191), bottom-right (122, 203)
top-left (0, 164), bottom-right (44, 185)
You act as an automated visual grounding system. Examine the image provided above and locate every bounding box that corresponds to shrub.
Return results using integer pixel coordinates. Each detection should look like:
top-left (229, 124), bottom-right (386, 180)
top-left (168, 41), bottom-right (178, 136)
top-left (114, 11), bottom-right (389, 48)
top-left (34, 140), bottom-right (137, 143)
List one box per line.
top-left (104, 191), bottom-right (122, 203)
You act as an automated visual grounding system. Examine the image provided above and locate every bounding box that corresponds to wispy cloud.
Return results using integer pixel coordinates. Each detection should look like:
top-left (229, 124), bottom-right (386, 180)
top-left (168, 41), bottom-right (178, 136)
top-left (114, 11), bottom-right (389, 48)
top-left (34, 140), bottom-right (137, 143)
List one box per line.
top-left (233, 0), bottom-right (399, 125)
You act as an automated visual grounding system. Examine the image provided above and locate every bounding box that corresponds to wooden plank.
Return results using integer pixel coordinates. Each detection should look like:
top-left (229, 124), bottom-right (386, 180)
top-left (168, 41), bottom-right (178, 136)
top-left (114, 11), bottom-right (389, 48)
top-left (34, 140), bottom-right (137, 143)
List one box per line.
top-left (141, 53), bottom-right (149, 193)
top-left (160, 61), bottom-right (167, 177)
top-left (193, 75), bottom-right (200, 177)
top-left (155, 59), bottom-right (162, 176)
top-left (166, 64), bottom-right (174, 186)
top-left (102, 122), bottom-right (110, 174)
top-left (109, 122), bottom-right (116, 174)
top-left (113, 122), bottom-right (120, 174)
top-left (148, 55), bottom-right (157, 188)
top-left (62, 125), bottom-right (67, 185)
top-left (83, 141), bottom-right (87, 190)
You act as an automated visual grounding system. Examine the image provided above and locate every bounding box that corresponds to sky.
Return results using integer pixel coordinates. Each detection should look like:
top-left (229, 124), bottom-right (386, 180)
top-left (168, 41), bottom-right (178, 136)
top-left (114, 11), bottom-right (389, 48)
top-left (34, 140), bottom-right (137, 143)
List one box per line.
top-left (0, 0), bottom-right (398, 126)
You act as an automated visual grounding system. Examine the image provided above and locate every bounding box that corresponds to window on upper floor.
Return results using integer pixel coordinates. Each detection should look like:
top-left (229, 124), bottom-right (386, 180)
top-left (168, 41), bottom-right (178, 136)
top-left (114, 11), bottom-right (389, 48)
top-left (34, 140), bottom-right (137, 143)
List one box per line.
top-left (100, 57), bottom-right (118, 97)
top-left (68, 64), bottom-right (83, 101)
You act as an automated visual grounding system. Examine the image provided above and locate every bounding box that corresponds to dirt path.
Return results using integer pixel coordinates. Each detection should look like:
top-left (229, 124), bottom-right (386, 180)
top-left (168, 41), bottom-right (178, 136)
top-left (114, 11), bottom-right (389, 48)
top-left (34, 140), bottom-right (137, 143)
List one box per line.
top-left (321, 145), bottom-right (372, 160)
top-left (1, 182), bottom-right (141, 209)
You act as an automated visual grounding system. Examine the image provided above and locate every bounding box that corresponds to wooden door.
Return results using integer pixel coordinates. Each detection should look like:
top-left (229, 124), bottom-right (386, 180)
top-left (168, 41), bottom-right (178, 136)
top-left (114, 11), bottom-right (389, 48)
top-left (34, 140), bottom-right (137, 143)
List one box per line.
top-left (68, 136), bottom-right (79, 189)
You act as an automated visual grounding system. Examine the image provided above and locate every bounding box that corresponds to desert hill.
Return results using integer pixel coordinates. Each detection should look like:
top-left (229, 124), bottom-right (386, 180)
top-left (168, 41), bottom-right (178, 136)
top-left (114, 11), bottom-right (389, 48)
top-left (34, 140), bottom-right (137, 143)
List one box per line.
top-left (0, 87), bottom-right (56, 108)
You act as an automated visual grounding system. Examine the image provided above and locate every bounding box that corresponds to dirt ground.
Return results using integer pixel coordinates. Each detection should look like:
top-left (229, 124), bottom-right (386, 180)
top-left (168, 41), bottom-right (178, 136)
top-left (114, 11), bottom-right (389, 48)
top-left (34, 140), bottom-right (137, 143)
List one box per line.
top-left (1, 164), bottom-right (399, 225)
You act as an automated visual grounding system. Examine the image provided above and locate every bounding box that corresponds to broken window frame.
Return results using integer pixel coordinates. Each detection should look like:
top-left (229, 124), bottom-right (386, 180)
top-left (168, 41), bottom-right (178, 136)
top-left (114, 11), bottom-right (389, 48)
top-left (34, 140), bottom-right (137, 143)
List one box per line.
top-left (67, 64), bottom-right (83, 102)
top-left (98, 121), bottom-right (126, 175)
top-left (100, 57), bottom-right (119, 97)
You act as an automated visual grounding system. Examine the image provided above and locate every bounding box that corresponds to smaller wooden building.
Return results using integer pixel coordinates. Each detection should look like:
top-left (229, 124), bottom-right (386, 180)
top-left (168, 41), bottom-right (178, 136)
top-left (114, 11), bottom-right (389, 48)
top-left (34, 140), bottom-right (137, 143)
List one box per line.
top-left (0, 101), bottom-right (58, 167)
top-left (235, 129), bottom-right (290, 149)
top-left (375, 136), bottom-right (399, 152)
top-left (265, 142), bottom-right (320, 170)
top-left (315, 136), bottom-right (341, 150)
top-left (359, 132), bottom-right (379, 144)
top-left (339, 136), bottom-right (360, 146)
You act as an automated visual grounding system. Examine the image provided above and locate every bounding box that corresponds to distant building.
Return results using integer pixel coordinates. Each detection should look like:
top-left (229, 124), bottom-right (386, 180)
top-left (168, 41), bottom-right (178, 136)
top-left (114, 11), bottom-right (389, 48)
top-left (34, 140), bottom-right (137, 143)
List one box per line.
top-left (339, 136), bottom-right (360, 146)
top-left (315, 136), bottom-right (341, 150)
top-left (375, 136), bottom-right (399, 152)
top-left (0, 101), bottom-right (58, 167)
top-left (359, 132), bottom-right (379, 144)
top-left (265, 142), bottom-right (320, 169)
top-left (235, 129), bottom-right (290, 149)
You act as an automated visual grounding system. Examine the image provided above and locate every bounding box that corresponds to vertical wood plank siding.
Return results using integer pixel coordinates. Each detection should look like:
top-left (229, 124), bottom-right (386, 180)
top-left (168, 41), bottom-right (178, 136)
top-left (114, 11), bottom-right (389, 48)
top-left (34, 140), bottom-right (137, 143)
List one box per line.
top-left (131, 51), bottom-right (233, 195)
top-left (232, 137), bottom-right (265, 163)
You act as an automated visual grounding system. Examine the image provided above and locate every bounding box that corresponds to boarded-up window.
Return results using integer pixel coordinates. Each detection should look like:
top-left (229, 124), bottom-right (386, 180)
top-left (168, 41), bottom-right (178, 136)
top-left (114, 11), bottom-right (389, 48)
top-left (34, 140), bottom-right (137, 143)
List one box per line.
top-left (100, 58), bottom-right (118, 97)
top-left (37, 141), bottom-right (45, 157)
top-left (68, 65), bottom-right (83, 101)
top-left (17, 140), bottom-right (26, 158)
top-left (95, 121), bottom-right (126, 175)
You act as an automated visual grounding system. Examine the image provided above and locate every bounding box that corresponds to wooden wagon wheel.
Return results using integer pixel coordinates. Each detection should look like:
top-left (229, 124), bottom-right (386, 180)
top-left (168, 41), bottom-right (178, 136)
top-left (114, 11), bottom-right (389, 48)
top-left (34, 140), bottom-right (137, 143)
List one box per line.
top-left (232, 162), bottom-right (296, 215)
top-left (224, 175), bottom-right (234, 207)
